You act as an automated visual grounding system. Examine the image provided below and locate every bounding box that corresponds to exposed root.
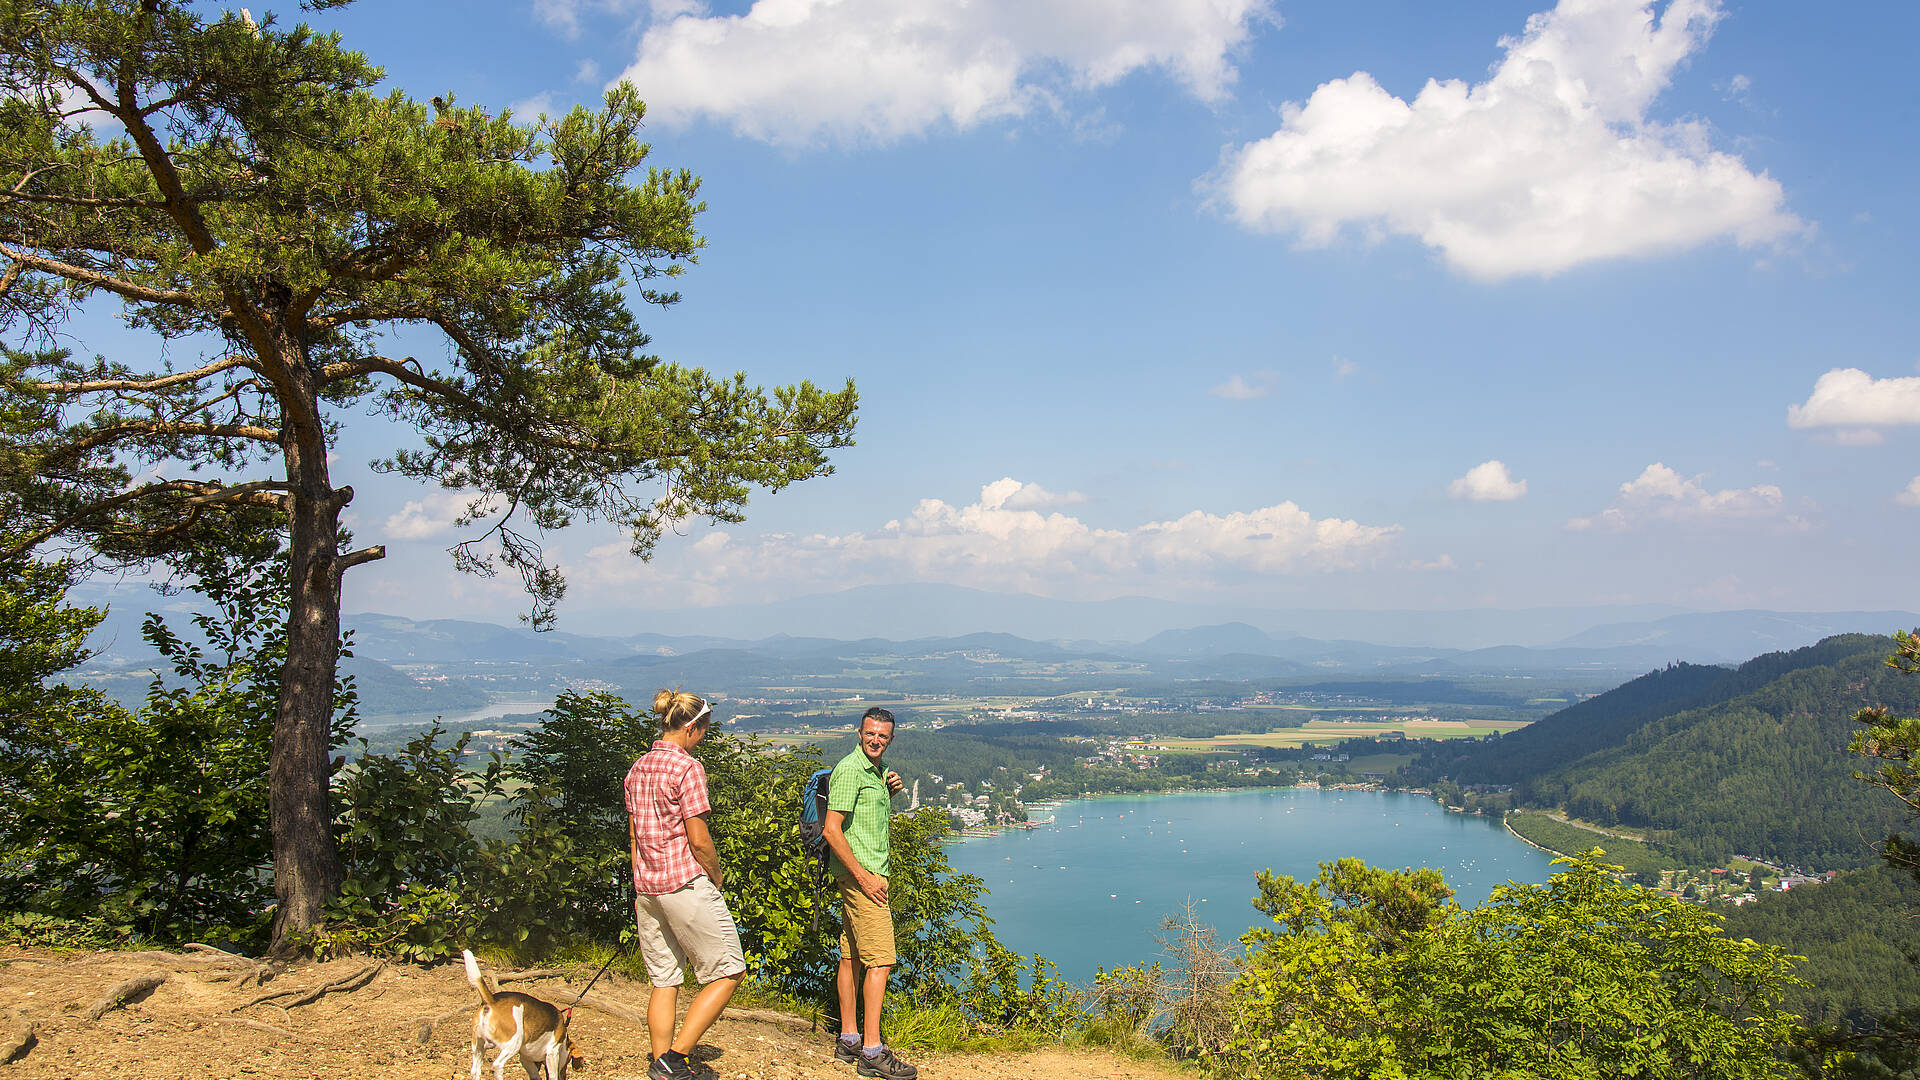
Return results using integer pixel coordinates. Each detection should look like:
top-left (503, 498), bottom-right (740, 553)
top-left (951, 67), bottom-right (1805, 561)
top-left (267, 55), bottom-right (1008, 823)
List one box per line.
top-left (496, 968), bottom-right (568, 984)
top-left (86, 973), bottom-right (169, 1020)
top-left (211, 1016), bottom-right (303, 1040)
top-left (0, 1016), bottom-right (35, 1065)
top-left (232, 962), bottom-right (381, 1012)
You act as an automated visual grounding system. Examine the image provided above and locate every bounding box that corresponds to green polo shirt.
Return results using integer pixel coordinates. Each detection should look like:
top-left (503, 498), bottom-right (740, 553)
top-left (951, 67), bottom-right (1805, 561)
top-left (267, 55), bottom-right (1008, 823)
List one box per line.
top-left (826, 746), bottom-right (891, 879)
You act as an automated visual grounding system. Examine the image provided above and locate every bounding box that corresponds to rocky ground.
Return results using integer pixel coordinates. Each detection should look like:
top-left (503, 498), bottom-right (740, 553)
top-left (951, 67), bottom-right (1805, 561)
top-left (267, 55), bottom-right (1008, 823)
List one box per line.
top-left (0, 948), bottom-right (1187, 1080)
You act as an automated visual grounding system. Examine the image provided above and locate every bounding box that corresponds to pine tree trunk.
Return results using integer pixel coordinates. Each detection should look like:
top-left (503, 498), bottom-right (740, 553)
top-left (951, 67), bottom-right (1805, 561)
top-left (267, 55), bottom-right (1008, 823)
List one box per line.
top-left (267, 372), bottom-right (347, 954)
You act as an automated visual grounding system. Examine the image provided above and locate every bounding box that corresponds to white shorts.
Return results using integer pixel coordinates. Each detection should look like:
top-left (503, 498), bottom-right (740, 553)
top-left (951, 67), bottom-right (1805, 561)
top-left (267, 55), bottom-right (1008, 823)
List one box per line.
top-left (634, 876), bottom-right (746, 988)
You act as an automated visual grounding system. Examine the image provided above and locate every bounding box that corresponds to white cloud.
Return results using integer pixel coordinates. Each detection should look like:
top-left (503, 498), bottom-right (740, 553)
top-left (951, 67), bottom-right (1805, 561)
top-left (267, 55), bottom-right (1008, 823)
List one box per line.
top-left (1209, 372), bottom-right (1275, 400)
top-left (614, 0), bottom-right (1275, 145)
top-left (1448, 460), bottom-right (1527, 502)
top-left (1898, 477), bottom-right (1920, 508)
top-left (567, 477), bottom-right (1398, 600)
top-left (1211, 0), bottom-right (1803, 279)
top-left (1408, 553), bottom-right (1458, 571)
top-left (980, 477), bottom-right (1088, 510)
top-left (1332, 356), bottom-right (1360, 380)
top-left (510, 92), bottom-right (559, 121)
top-left (1787, 367), bottom-right (1920, 430)
top-left (384, 491), bottom-right (501, 541)
top-left (1566, 462), bottom-right (1783, 530)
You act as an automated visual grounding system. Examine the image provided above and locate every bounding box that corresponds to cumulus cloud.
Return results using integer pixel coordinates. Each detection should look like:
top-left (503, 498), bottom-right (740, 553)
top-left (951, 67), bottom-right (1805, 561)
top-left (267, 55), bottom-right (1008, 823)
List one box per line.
top-left (384, 491), bottom-right (501, 541)
top-left (1209, 372), bottom-right (1275, 400)
top-left (568, 478), bottom-right (1398, 600)
top-left (1449, 460), bottom-right (1528, 502)
top-left (980, 477), bottom-right (1088, 510)
top-left (614, 0), bottom-right (1275, 145)
top-left (1898, 477), bottom-right (1920, 508)
top-left (1566, 462), bottom-right (1782, 530)
top-left (1408, 553), bottom-right (1458, 571)
top-left (1787, 368), bottom-right (1920, 431)
top-left (1211, 0), bottom-right (1803, 279)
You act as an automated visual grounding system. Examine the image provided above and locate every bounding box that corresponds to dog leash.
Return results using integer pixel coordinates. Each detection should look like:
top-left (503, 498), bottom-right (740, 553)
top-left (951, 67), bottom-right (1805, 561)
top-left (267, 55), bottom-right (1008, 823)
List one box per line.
top-left (564, 874), bottom-right (630, 1016)
top-left (566, 947), bottom-right (623, 1015)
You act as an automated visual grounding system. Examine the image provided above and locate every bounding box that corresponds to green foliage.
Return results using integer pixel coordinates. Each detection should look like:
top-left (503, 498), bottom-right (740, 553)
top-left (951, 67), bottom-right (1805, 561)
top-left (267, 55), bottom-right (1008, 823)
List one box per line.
top-left (1722, 867), bottom-right (1920, 1028)
top-left (1212, 852), bottom-right (1801, 1080)
top-left (0, 539), bottom-right (351, 946)
top-left (1850, 629), bottom-right (1920, 885)
top-left (0, 911), bottom-right (139, 950)
top-left (503, 690), bottom-right (657, 942)
top-left (960, 941), bottom-right (1085, 1038)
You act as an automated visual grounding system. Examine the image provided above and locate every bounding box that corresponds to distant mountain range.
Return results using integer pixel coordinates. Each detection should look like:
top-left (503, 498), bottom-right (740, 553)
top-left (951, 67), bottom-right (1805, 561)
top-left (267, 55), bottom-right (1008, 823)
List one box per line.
top-left (72, 580), bottom-right (1920, 719)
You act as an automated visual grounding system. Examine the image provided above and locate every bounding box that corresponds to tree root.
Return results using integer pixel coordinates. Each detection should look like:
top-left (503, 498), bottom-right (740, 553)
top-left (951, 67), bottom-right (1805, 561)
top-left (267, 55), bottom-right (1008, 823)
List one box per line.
top-left (232, 962), bottom-right (381, 1012)
top-left (211, 1016), bottom-right (303, 1040)
top-left (0, 1016), bottom-right (35, 1065)
top-left (496, 968), bottom-right (568, 984)
top-left (86, 973), bottom-right (169, 1020)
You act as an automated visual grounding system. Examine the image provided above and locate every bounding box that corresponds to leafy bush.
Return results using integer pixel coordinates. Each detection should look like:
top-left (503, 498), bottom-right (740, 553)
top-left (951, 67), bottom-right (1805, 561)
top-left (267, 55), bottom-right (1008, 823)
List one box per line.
top-left (1212, 851), bottom-right (1802, 1080)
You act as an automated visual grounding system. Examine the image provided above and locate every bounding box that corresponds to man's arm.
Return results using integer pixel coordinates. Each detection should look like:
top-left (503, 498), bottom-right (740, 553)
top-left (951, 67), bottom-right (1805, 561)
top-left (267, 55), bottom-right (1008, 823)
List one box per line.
top-left (686, 812), bottom-right (722, 889)
top-left (822, 808), bottom-right (887, 905)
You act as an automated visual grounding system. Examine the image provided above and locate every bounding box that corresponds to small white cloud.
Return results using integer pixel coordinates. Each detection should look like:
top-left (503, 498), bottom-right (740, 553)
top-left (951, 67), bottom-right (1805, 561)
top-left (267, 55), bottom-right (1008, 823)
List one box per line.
top-left (1568, 462), bottom-right (1783, 530)
top-left (615, 0), bottom-right (1276, 146)
top-left (575, 59), bottom-right (602, 85)
top-left (1211, 0), bottom-right (1803, 279)
top-left (1898, 477), bottom-right (1920, 507)
top-left (384, 490), bottom-right (501, 541)
top-left (979, 477), bottom-right (1089, 511)
top-left (510, 92), bottom-right (558, 121)
top-left (1332, 356), bottom-right (1360, 380)
top-left (1719, 72), bottom-right (1751, 103)
top-left (1408, 553), bottom-right (1457, 571)
top-left (1209, 372), bottom-right (1275, 400)
top-left (1787, 368), bottom-right (1920, 430)
top-left (1449, 460), bottom-right (1527, 502)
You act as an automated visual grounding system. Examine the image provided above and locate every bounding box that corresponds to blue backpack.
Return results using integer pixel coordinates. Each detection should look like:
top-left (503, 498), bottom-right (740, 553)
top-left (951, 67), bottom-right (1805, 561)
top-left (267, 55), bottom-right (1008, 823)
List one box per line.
top-left (799, 766), bottom-right (833, 862)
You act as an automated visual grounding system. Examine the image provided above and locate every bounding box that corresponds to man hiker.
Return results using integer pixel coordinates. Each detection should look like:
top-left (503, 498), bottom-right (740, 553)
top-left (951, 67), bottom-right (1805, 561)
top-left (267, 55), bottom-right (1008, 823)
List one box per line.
top-left (821, 707), bottom-right (916, 1079)
top-left (626, 690), bottom-right (747, 1080)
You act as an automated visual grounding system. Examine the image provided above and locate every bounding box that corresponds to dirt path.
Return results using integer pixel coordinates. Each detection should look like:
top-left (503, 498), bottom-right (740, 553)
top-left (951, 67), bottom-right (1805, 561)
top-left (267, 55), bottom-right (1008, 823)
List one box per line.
top-left (0, 948), bottom-right (1188, 1080)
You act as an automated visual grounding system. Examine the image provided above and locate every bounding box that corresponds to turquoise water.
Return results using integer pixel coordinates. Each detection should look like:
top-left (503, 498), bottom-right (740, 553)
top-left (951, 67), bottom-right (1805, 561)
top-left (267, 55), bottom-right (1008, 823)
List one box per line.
top-left (943, 788), bottom-right (1557, 982)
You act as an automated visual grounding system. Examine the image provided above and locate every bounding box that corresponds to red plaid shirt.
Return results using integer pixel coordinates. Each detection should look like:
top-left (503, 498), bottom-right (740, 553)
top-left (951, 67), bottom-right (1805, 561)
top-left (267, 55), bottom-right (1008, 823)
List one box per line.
top-left (624, 741), bottom-right (712, 895)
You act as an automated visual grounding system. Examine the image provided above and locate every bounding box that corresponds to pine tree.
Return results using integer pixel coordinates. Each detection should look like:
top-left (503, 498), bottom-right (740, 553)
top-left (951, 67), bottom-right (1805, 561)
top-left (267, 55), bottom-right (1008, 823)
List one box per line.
top-left (0, 0), bottom-right (857, 950)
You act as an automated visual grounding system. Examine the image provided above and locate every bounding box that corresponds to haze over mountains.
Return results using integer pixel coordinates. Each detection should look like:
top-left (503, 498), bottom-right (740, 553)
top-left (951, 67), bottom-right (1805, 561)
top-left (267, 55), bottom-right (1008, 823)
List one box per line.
top-left (79, 581), bottom-right (1918, 674)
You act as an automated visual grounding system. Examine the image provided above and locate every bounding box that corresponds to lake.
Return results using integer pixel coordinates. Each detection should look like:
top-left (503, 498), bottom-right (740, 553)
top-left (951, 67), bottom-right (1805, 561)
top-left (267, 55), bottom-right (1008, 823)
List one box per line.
top-left (942, 788), bottom-right (1557, 981)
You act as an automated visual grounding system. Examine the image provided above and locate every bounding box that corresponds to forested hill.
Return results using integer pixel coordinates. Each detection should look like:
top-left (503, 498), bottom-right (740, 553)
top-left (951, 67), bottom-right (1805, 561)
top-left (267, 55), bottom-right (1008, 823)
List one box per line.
top-left (1438, 634), bottom-right (1890, 787)
top-left (1415, 634), bottom-right (1914, 869)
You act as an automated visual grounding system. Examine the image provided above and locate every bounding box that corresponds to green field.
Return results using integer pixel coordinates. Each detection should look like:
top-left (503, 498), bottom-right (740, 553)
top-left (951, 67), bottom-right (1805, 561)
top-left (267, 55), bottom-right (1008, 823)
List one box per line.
top-left (1159, 717), bottom-right (1531, 750)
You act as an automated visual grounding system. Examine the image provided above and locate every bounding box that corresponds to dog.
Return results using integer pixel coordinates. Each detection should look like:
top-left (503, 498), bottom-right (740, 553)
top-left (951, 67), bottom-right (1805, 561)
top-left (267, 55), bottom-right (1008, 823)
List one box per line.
top-left (463, 949), bottom-right (584, 1080)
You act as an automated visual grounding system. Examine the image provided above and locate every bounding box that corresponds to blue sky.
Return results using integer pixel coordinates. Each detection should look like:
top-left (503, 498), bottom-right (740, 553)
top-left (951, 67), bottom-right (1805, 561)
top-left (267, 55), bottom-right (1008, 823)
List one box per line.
top-left (218, 0), bottom-right (1920, 626)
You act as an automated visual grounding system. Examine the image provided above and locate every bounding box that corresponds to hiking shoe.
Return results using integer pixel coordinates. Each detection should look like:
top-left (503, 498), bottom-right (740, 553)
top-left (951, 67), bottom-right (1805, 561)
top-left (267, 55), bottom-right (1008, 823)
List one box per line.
top-left (856, 1046), bottom-right (917, 1080)
top-left (650, 1054), bottom-right (696, 1080)
top-left (833, 1039), bottom-right (862, 1065)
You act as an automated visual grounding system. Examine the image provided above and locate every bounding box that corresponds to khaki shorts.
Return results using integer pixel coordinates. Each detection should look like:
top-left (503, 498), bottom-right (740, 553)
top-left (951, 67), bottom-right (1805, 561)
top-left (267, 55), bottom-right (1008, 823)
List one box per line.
top-left (837, 875), bottom-right (897, 969)
top-left (634, 876), bottom-right (746, 988)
